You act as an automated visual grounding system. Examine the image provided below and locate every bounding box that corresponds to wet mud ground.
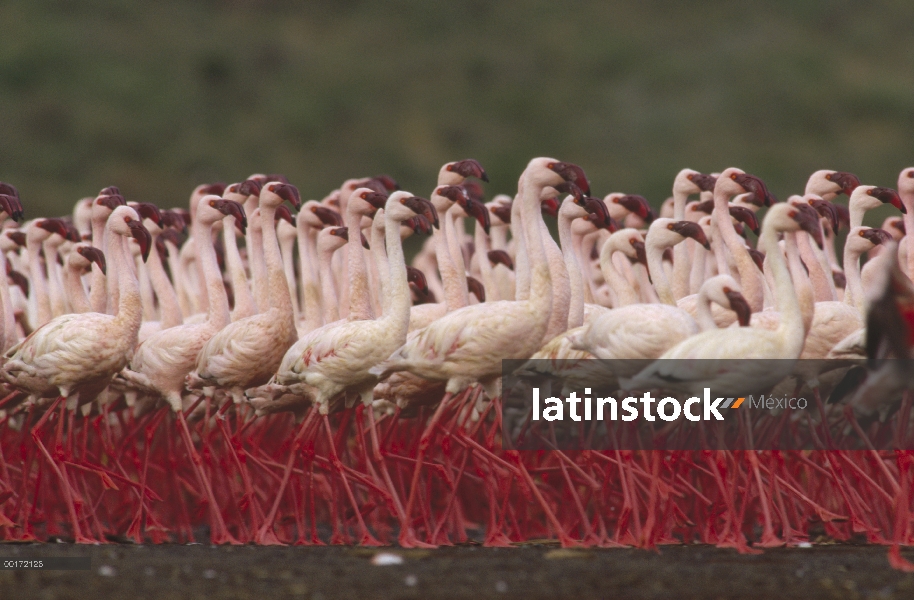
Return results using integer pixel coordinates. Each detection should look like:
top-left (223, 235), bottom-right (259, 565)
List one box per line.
top-left (3, 543), bottom-right (914, 599)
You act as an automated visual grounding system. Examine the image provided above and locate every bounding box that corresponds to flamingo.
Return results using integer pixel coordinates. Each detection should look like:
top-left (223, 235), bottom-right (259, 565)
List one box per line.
top-left (63, 244), bottom-right (106, 314)
top-left (187, 182), bottom-right (301, 403)
top-left (119, 196), bottom-right (245, 412)
top-left (1, 205), bottom-right (150, 542)
top-left (24, 218), bottom-right (71, 329)
top-left (897, 167), bottom-right (914, 278)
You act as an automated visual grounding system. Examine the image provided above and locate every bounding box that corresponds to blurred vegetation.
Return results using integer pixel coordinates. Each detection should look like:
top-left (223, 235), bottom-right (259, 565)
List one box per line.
top-left (1, 0), bottom-right (914, 221)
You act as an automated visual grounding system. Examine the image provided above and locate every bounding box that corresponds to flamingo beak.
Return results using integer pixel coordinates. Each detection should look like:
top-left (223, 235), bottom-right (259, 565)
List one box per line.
top-left (135, 203), bottom-right (163, 227)
top-left (127, 221), bottom-right (152, 262)
top-left (403, 196), bottom-right (439, 230)
top-left (489, 203), bottom-right (512, 224)
top-left (363, 191), bottom-right (388, 211)
top-left (631, 239), bottom-right (647, 267)
top-left (238, 179), bottom-right (262, 197)
top-left (691, 173), bottom-right (717, 192)
top-left (8, 269), bottom-right (29, 296)
top-left (548, 162), bottom-right (591, 195)
top-left (0, 194), bottom-right (23, 222)
top-left (792, 207), bottom-right (824, 249)
top-left (202, 182), bottom-right (227, 196)
top-left (728, 206), bottom-right (761, 236)
top-left (312, 205), bottom-right (344, 227)
top-left (361, 232), bottom-right (370, 250)
top-left (747, 248), bottom-right (765, 272)
top-left (99, 194), bottom-right (126, 211)
top-left (809, 198), bottom-right (840, 233)
top-left (7, 231), bottom-right (26, 247)
top-left (541, 197), bottom-right (559, 217)
top-left (552, 181), bottom-right (584, 202)
top-left (406, 266), bottom-right (430, 296)
top-left (78, 246), bottom-right (107, 275)
top-left (861, 227), bottom-right (893, 246)
top-left (273, 184), bottom-right (301, 210)
top-left (829, 171), bottom-right (861, 196)
top-left (487, 249), bottom-right (515, 271)
top-left (467, 199), bottom-right (491, 235)
top-left (37, 218), bottom-right (70, 238)
top-left (870, 187), bottom-right (906, 214)
top-left (99, 186), bottom-right (121, 197)
top-left (671, 221), bottom-right (711, 250)
top-left (466, 276), bottom-right (486, 302)
top-left (619, 195), bottom-right (652, 220)
top-left (373, 174), bottom-right (400, 191)
top-left (448, 159), bottom-right (489, 183)
top-left (331, 227), bottom-right (349, 242)
top-left (583, 197), bottom-right (616, 231)
top-left (215, 200), bottom-right (248, 235)
top-left (725, 290), bottom-right (752, 326)
top-left (732, 173), bottom-right (772, 206)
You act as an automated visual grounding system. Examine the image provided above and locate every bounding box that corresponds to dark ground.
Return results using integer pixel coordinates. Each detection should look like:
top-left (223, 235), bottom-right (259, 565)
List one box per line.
top-left (2, 543), bottom-right (914, 599)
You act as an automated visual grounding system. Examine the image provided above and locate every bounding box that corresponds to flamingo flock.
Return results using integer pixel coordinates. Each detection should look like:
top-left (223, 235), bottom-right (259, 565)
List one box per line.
top-left (0, 162), bottom-right (914, 565)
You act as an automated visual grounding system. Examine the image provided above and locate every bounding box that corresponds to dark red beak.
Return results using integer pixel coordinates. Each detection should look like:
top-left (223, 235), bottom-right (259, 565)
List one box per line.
top-left (238, 179), bottom-right (262, 197)
top-left (808, 198), bottom-right (839, 233)
top-left (274, 205), bottom-right (295, 226)
top-left (489, 202), bottom-right (512, 224)
top-left (861, 227), bottom-right (893, 246)
top-left (747, 248), bottom-right (765, 272)
top-left (406, 266), bottom-right (430, 296)
top-left (827, 171), bottom-right (861, 196)
top-left (552, 181), bottom-right (585, 202)
top-left (547, 161), bottom-right (590, 195)
top-left (464, 198), bottom-right (490, 235)
top-left (487, 249), bottom-right (514, 270)
top-left (99, 186), bottom-right (121, 197)
top-left (403, 196), bottom-right (439, 230)
top-left (77, 245), bottom-right (107, 275)
top-left (311, 205), bottom-right (343, 227)
top-left (688, 173), bottom-right (717, 192)
top-left (214, 200), bottom-right (248, 235)
top-left (134, 202), bottom-right (163, 227)
top-left (791, 205), bottom-right (824, 249)
top-left (127, 220), bottom-right (152, 262)
top-left (98, 194), bottom-right (126, 211)
top-left (201, 182), bottom-right (227, 196)
top-left (330, 227), bottom-right (349, 242)
top-left (37, 218), bottom-right (70, 238)
top-left (8, 269), bottom-right (29, 296)
top-left (405, 215), bottom-right (433, 235)
top-left (466, 275), bottom-right (486, 302)
top-left (162, 209), bottom-right (187, 232)
top-left (671, 220), bottom-right (710, 249)
top-left (732, 173), bottom-right (773, 207)
top-left (461, 180), bottom-right (486, 203)
top-left (0, 193), bottom-right (23, 222)
top-left (868, 187), bottom-right (906, 214)
top-left (448, 159), bottom-right (489, 183)
top-left (619, 195), bottom-right (652, 220)
top-left (541, 197), bottom-right (559, 218)
top-left (631, 239), bottom-right (647, 267)
top-left (270, 183), bottom-right (301, 210)
top-left (725, 289), bottom-right (752, 326)
top-left (728, 206), bottom-right (761, 236)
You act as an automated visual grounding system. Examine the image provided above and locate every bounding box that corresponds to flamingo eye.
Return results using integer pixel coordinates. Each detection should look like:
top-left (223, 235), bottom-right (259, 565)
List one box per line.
top-left (723, 287), bottom-right (731, 293)
top-left (446, 164), bottom-right (453, 171)
top-left (730, 174), bottom-right (737, 180)
top-left (859, 230), bottom-right (866, 237)
top-left (788, 210), bottom-right (796, 218)
top-left (687, 174), bottom-right (693, 181)
top-left (667, 224), bottom-right (674, 230)
top-left (124, 216), bottom-right (133, 223)
top-left (825, 173), bottom-right (832, 180)
top-left (547, 162), bottom-right (555, 169)
top-left (209, 200), bottom-right (216, 207)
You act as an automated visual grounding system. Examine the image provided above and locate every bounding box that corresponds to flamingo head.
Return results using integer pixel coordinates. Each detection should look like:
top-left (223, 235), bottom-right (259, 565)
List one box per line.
top-left (161, 209), bottom-right (187, 232)
top-left (5, 231), bottom-right (26, 248)
top-left (724, 286), bottom-right (752, 327)
top-left (675, 169), bottom-right (717, 195)
top-left (786, 204), bottom-right (825, 249)
top-left (824, 171), bottom-right (861, 196)
top-left (0, 194), bottom-right (23, 222)
top-left (132, 202), bottom-right (163, 229)
top-left (263, 182), bottom-right (301, 211)
top-left (404, 214), bottom-right (433, 236)
top-left (669, 220), bottom-right (711, 250)
top-left (803, 195), bottom-right (840, 234)
top-left (727, 205), bottom-right (761, 236)
top-left (582, 197), bottom-right (617, 231)
top-left (76, 245), bottom-right (107, 275)
top-left (442, 159), bottom-right (489, 184)
top-left (860, 226), bottom-right (893, 247)
top-left (215, 199), bottom-right (248, 235)
top-left (488, 200), bottom-right (513, 225)
top-left (406, 266), bottom-right (430, 296)
top-left (459, 196), bottom-right (490, 235)
top-left (35, 218), bottom-right (70, 240)
top-left (274, 205), bottom-right (295, 227)
top-left (867, 186), bottom-right (906, 214)
top-left (545, 161), bottom-right (590, 195)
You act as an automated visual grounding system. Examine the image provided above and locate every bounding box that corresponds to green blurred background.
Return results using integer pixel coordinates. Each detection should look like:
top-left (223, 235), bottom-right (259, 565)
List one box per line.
top-left (1, 0), bottom-right (913, 219)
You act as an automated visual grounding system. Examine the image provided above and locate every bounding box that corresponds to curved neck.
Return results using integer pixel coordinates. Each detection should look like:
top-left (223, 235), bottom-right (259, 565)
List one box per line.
top-left (714, 190), bottom-right (763, 312)
top-left (511, 195), bottom-right (530, 300)
top-left (0, 250), bottom-right (16, 351)
top-left (784, 233), bottom-right (815, 334)
top-left (298, 225), bottom-right (322, 329)
top-left (444, 208), bottom-right (470, 308)
top-left (90, 217), bottom-right (108, 312)
top-left (647, 239), bottom-right (676, 306)
top-left (843, 241), bottom-right (867, 314)
top-left (194, 220), bottom-right (230, 329)
top-left (108, 231), bottom-right (142, 338)
top-left (319, 243), bottom-right (342, 323)
top-left (27, 241), bottom-right (52, 326)
top-left (520, 180), bottom-right (552, 318)
top-left (146, 236), bottom-right (182, 328)
top-left (250, 224), bottom-right (268, 311)
top-left (600, 242), bottom-right (639, 307)
top-left (382, 210), bottom-right (412, 337)
top-left (261, 205), bottom-right (295, 323)
top-left (761, 226), bottom-right (804, 350)
top-left (278, 232), bottom-right (299, 320)
top-left (849, 204), bottom-right (867, 230)
top-left (345, 207), bottom-right (374, 321)
top-left (222, 218), bottom-right (256, 321)
top-left (64, 266), bottom-right (92, 313)
top-left (795, 231), bottom-right (837, 301)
